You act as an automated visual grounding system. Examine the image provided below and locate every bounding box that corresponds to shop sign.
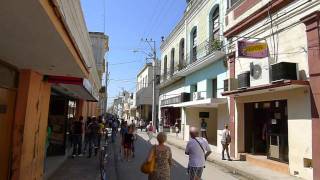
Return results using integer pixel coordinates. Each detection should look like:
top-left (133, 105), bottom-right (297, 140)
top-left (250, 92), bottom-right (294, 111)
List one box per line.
top-left (238, 40), bottom-right (268, 58)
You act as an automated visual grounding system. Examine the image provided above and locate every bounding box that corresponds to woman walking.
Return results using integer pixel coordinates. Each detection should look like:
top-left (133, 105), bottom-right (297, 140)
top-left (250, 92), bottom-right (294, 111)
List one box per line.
top-left (123, 125), bottom-right (134, 161)
top-left (147, 132), bottom-right (172, 180)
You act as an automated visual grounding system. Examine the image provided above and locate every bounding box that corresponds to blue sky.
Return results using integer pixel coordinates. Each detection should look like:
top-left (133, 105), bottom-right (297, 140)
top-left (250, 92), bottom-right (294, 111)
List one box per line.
top-left (80, 0), bottom-right (186, 107)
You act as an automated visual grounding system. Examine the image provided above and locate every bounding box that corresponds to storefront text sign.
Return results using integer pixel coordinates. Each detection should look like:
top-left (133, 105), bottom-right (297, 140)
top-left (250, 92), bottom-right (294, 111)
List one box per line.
top-left (238, 40), bottom-right (268, 58)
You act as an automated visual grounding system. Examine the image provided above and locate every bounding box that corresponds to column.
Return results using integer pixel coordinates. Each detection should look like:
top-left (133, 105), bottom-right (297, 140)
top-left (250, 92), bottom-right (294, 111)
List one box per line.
top-left (227, 52), bottom-right (236, 157)
top-left (301, 11), bottom-right (320, 179)
top-left (11, 70), bottom-right (51, 180)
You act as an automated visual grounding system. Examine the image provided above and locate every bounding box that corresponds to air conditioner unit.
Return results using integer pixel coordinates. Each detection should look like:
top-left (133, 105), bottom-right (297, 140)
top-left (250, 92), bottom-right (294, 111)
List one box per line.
top-left (223, 78), bottom-right (238, 92)
top-left (238, 71), bottom-right (250, 89)
top-left (192, 92), bottom-right (203, 100)
top-left (250, 60), bottom-right (270, 87)
top-left (271, 62), bottom-right (298, 82)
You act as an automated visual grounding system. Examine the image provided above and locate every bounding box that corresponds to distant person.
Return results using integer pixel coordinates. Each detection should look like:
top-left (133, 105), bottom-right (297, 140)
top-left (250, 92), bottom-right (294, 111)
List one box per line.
top-left (147, 132), bottom-right (172, 180)
top-left (140, 119), bottom-right (145, 132)
top-left (200, 119), bottom-right (208, 139)
top-left (87, 117), bottom-right (100, 158)
top-left (97, 117), bottom-right (105, 148)
top-left (83, 117), bottom-right (92, 154)
top-left (72, 116), bottom-right (84, 157)
top-left (111, 119), bottom-right (118, 143)
top-left (185, 127), bottom-right (212, 180)
top-left (146, 122), bottom-right (154, 142)
top-left (221, 124), bottom-right (232, 161)
top-left (123, 125), bottom-right (134, 161)
top-left (131, 124), bottom-right (137, 158)
top-left (175, 122), bottom-right (180, 137)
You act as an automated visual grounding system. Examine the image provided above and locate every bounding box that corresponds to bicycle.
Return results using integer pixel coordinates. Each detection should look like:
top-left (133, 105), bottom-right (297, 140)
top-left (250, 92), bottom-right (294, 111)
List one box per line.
top-left (99, 137), bottom-right (109, 180)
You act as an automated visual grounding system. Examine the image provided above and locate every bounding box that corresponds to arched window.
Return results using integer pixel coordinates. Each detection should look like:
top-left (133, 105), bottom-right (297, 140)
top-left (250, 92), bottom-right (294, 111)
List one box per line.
top-left (170, 48), bottom-right (175, 75)
top-left (163, 55), bottom-right (168, 80)
top-left (190, 27), bottom-right (197, 62)
top-left (209, 6), bottom-right (219, 41)
top-left (179, 38), bottom-right (185, 70)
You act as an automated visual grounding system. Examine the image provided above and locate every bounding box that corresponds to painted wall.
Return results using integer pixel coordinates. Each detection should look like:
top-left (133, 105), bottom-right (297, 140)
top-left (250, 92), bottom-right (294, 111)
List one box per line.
top-left (235, 87), bottom-right (312, 179)
top-left (185, 107), bottom-right (218, 145)
top-left (11, 70), bottom-right (51, 180)
top-left (161, 0), bottom-right (225, 78)
top-left (185, 59), bottom-right (227, 98)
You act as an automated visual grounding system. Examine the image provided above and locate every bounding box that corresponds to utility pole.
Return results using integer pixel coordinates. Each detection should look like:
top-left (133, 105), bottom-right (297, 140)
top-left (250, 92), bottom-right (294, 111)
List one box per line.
top-left (105, 61), bottom-right (109, 115)
top-left (142, 38), bottom-right (158, 131)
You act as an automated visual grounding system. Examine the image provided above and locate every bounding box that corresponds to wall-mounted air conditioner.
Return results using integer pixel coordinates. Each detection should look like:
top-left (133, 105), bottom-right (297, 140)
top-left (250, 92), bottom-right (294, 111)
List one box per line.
top-left (250, 60), bottom-right (270, 87)
top-left (271, 62), bottom-right (298, 82)
top-left (223, 78), bottom-right (238, 92)
top-left (238, 71), bottom-right (250, 89)
top-left (192, 92), bottom-right (204, 100)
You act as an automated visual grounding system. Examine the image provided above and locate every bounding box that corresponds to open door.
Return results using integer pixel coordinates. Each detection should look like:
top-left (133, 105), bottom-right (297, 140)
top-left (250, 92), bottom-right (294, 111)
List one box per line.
top-left (0, 88), bottom-right (16, 180)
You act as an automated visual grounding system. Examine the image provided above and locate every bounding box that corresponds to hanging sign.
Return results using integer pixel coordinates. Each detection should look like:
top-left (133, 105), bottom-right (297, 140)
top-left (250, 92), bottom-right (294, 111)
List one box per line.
top-left (238, 40), bottom-right (269, 58)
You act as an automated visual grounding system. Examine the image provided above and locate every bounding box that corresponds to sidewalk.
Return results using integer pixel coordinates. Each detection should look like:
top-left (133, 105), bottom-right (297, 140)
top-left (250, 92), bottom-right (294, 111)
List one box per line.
top-left (162, 133), bottom-right (301, 180)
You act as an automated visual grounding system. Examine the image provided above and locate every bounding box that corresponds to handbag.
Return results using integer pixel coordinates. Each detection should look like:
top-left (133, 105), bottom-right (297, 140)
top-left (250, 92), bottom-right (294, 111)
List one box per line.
top-left (140, 145), bottom-right (156, 174)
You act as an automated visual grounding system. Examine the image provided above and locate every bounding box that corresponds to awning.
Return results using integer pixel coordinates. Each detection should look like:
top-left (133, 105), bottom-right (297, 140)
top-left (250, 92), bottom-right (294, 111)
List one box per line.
top-left (221, 80), bottom-right (309, 97)
top-left (48, 76), bottom-right (99, 102)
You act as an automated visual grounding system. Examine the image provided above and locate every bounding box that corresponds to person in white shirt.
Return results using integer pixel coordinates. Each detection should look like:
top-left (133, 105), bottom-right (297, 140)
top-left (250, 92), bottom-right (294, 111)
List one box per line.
top-left (221, 124), bottom-right (232, 161)
top-left (185, 127), bottom-right (212, 180)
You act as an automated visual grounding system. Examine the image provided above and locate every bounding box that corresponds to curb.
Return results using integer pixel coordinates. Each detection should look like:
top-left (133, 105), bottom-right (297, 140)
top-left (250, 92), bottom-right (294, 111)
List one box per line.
top-left (164, 138), bottom-right (265, 180)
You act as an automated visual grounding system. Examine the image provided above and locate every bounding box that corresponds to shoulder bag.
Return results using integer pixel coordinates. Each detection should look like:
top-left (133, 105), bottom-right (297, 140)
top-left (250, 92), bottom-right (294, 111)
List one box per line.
top-left (140, 145), bottom-right (156, 174)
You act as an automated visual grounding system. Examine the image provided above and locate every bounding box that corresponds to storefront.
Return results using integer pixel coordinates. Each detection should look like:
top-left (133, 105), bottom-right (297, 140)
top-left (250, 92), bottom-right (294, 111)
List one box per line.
top-left (0, 61), bottom-right (18, 180)
top-left (223, 81), bottom-right (312, 177)
top-left (161, 107), bottom-right (181, 132)
top-left (244, 100), bottom-right (288, 163)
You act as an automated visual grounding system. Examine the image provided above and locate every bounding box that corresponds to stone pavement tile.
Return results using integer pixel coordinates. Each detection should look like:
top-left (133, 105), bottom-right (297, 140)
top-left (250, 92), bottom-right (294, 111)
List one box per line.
top-left (48, 154), bottom-right (101, 180)
top-left (160, 133), bottom-right (301, 180)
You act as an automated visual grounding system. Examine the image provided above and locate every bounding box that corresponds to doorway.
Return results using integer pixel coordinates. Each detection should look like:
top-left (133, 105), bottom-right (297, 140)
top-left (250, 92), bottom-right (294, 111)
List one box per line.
top-left (244, 100), bottom-right (288, 163)
top-left (0, 88), bottom-right (16, 180)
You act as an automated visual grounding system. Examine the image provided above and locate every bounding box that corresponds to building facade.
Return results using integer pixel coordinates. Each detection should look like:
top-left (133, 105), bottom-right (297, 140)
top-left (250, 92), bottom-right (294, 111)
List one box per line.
top-left (221, 0), bottom-right (320, 179)
top-left (0, 0), bottom-right (102, 179)
top-left (136, 63), bottom-right (155, 122)
top-left (159, 0), bottom-right (229, 153)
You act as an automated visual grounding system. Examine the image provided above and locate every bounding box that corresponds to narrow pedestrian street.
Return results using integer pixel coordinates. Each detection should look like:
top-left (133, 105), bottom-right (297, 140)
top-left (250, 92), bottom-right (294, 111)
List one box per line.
top-left (113, 132), bottom-right (242, 180)
top-left (49, 131), bottom-right (245, 180)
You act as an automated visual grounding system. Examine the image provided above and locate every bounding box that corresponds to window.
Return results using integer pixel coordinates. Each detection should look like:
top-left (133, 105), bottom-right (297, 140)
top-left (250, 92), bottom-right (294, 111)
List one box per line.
top-left (191, 27), bottom-right (197, 62)
top-left (191, 84), bottom-right (197, 93)
top-left (179, 38), bottom-right (185, 70)
top-left (170, 48), bottom-right (175, 75)
top-left (163, 55), bottom-right (167, 80)
top-left (210, 6), bottom-right (219, 40)
top-left (227, 0), bottom-right (241, 9)
top-left (212, 78), bottom-right (217, 98)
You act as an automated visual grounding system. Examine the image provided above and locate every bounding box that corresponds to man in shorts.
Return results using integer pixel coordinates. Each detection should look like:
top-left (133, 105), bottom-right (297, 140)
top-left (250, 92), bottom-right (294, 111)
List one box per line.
top-left (185, 127), bottom-right (212, 180)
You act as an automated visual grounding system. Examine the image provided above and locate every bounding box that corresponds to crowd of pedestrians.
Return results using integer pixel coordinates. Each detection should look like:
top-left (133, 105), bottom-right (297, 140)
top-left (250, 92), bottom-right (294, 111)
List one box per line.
top-left (68, 115), bottom-right (231, 180)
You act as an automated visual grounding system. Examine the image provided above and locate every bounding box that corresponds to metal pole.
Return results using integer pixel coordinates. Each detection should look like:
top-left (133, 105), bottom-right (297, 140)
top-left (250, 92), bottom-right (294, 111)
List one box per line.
top-left (151, 40), bottom-right (157, 132)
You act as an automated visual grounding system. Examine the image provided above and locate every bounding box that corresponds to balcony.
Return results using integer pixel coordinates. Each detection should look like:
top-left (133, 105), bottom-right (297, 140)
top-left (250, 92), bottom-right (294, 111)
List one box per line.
top-left (160, 38), bottom-right (225, 88)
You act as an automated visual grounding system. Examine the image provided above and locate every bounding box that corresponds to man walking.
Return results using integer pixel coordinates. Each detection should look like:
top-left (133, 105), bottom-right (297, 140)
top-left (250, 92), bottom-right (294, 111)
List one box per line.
top-left (71, 116), bottom-right (84, 157)
top-left (185, 127), bottom-right (212, 180)
top-left (87, 117), bottom-right (100, 158)
top-left (221, 124), bottom-right (232, 161)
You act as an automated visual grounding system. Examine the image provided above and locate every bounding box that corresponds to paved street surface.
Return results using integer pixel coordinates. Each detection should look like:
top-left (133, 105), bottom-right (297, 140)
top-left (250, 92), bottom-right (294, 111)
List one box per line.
top-left (48, 153), bottom-right (100, 180)
top-left (49, 131), bottom-right (246, 180)
top-left (108, 131), bottom-right (246, 180)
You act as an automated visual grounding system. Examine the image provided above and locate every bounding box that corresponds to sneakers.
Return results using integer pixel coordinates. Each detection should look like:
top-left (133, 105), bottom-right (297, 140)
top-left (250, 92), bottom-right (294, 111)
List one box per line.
top-left (78, 154), bottom-right (83, 157)
top-left (72, 154), bottom-right (76, 158)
